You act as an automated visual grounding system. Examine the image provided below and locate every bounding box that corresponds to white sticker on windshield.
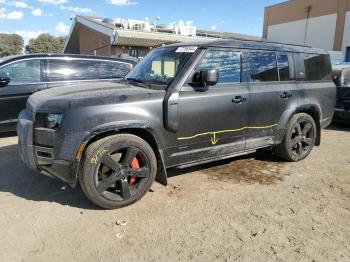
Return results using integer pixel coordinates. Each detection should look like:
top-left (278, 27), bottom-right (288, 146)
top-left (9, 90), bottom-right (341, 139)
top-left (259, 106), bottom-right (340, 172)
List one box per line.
top-left (175, 46), bottom-right (198, 53)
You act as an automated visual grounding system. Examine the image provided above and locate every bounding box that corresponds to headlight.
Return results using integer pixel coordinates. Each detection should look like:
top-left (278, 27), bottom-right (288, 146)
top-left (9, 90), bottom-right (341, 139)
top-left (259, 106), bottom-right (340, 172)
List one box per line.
top-left (46, 114), bottom-right (63, 129)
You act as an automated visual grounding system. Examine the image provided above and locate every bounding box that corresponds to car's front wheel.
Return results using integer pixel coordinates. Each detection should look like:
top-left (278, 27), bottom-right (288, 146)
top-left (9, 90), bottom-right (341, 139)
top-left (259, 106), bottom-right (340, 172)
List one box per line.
top-left (79, 134), bottom-right (157, 209)
top-left (276, 113), bottom-right (317, 162)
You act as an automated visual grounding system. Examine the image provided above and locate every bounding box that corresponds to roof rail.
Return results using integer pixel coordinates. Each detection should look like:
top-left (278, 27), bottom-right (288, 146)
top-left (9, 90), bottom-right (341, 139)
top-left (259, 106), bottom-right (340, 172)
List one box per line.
top-left (260, 39), bottom-right (312, 48)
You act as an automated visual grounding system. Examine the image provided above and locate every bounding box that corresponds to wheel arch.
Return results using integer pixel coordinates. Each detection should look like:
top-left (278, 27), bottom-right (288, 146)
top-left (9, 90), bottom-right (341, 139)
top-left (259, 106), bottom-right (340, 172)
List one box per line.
top-left (278, 104), bottom-right (322, 146)
top-left (80, 123), bottom-right (168, 186)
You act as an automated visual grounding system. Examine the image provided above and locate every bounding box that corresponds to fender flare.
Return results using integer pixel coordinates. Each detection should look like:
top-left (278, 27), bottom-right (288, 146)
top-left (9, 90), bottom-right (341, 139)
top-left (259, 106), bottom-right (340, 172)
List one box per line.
top-left (79, 120), bottom-right (168, 186)
top-left (277, 104), bottom-right (322, 145)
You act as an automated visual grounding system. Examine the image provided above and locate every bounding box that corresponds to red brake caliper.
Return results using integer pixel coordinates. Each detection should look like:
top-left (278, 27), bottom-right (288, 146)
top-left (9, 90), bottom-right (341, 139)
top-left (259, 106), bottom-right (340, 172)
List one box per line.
top-left (129, 157), bottom-right (139, 185)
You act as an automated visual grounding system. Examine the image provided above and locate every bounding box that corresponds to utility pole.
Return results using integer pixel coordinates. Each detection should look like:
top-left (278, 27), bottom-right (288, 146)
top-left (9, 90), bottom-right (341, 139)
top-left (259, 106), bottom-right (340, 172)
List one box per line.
top-left (304, 5), bottom-right (312, 46)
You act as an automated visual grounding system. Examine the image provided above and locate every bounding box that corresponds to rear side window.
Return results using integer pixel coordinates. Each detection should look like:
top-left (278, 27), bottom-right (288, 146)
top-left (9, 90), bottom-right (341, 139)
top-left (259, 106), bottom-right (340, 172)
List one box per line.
top-left (277, 53), bottom-right (294, 81)
top-left (93, 61), bottom-right (132, 79)
top-left (0, 59), bottom-right (41, 84)
top-left (46, 59), bottom-right (93, 82)
top-left (248, 51), bottom-right (278, 82)
top-left (194, 49), bottom-right (241, 84)
top-left (304, 54), bottom-right (332, 81)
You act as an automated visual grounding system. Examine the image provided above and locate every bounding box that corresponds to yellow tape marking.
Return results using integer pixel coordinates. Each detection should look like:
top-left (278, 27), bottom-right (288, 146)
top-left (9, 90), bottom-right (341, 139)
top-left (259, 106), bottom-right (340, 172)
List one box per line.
top-left (178, 124), bottom-right (278, 144)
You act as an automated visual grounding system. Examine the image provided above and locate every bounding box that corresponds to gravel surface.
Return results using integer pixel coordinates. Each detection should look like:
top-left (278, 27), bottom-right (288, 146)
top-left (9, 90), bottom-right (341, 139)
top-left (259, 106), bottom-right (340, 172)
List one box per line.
top-left (0, 124), bottom-right (349, 262)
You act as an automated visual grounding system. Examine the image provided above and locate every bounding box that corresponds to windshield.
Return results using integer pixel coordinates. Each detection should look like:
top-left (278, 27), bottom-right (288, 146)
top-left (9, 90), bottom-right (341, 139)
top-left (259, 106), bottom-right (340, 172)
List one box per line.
top-left (126, 46), bottom-right (196, 88)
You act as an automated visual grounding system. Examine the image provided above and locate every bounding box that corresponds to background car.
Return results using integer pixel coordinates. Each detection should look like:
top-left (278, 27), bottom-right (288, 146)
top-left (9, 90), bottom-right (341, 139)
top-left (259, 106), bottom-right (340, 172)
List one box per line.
top-left (332, 65), bottom-right (350, 123)
top-left (0, 54), bottom-right (137, 132)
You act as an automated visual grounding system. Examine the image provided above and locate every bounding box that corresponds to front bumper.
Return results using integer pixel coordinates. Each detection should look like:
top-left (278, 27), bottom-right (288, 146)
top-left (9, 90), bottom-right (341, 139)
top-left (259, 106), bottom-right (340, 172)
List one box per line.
top-left (17, 110), bottom-right (78, 186)
top-left (333, 108), bottom-right (350, 123)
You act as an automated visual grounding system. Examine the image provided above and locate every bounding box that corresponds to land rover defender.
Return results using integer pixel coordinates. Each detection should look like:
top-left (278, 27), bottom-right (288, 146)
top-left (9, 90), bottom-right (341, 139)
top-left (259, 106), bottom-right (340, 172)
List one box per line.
top-left (17, 40), bottom-right (336, 209)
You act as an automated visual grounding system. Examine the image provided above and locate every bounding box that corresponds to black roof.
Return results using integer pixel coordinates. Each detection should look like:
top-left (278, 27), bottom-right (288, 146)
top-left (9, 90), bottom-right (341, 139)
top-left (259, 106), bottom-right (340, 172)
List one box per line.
top-left (165, 39), bottom-right (328, 54)
top-left (0, 53), bottom-right (138, 66)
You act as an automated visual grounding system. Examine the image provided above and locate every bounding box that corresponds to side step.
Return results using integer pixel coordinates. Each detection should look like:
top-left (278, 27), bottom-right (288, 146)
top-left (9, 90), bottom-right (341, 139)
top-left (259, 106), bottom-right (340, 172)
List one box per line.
top-left (176, 150), bottom-right (257, 169)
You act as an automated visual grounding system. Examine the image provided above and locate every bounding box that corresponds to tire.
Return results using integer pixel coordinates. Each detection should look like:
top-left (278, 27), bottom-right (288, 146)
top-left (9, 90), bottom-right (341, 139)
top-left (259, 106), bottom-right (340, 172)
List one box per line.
top-left (276, 113), bottom-right (317, 162)
top-left (79, 134), bottom-right (157, 209)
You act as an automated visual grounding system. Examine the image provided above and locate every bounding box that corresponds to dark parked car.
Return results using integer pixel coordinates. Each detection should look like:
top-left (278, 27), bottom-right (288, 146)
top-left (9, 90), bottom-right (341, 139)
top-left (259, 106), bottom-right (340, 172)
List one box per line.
top-left (17, 40), bottom-right (336, 209)
top-left (0, 54), bottom-right (136, 132)
top-left (333, 66), bottom-right (350, 123)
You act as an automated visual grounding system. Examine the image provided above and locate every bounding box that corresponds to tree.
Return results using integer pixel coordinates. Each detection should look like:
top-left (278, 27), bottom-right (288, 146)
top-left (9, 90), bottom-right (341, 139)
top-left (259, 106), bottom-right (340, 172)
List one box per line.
top-left (0, 33), bottom-right (24, 57)
top-left (25, 34), bottom-right (67, 54)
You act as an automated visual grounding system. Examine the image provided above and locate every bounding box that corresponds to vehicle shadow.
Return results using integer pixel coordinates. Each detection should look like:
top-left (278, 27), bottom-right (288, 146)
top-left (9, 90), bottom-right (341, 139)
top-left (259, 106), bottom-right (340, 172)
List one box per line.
top-left (167, 150), bottom-right (288, 185)
top-left (0, 131), bottom-right (17, 138)
top-left (326, 122), bottom-right (350, 132)
top-left (0, 143), bottom-right (286, 209)
top-left (0, 144), bottom-right (97, 209)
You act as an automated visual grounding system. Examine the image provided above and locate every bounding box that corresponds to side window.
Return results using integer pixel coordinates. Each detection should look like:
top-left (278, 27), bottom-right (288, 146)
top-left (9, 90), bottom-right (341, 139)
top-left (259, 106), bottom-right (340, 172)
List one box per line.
top-left (248, 51), bottom-right (278, 82)
top-left (277, 53), bottom-right (294, 81)
top-left (94, 61), bottom-right (132, 79)
top-left (194, 49), bottom-right (241, 84)
top-left (47, 59), bottom-right (92, 82)
top-left (293, 53), bottom-right (306, 80)
top-left (0, 59), bottom-right (41, 84)
top-left (304, 54), bottom-right (332, 81)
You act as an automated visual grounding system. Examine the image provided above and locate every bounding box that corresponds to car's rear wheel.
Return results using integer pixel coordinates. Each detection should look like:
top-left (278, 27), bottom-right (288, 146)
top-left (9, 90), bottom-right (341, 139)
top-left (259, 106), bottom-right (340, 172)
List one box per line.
top-left (276, 113), bottom-right (316, 162)
top-left (79, 134), bottom-right (157, 209)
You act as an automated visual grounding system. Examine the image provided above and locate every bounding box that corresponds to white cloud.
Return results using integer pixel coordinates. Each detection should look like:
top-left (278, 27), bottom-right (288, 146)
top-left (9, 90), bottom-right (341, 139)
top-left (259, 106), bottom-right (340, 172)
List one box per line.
top-left (31, 8), bottom-right (43, 16)
top-left (16, 30), bottom-right (45, 44)
top-left (13, 1), bottom-right (29, 8)
top-left (36, 0), bottom-right (67, 5)
top-left (59, 5), bottom-right (93, 14)
top-left (0, 8), bottom-right (7, 19)
top-left (1, 1), bottom-right (33, 9)
top-left (211, 25), bottom-right (217, 30)
top-left (55, 21), bottom-right (69, 34)
top-left (6, 10), bottom-right (23, 19)
top-left (107, 0), bottom-right (138, 6)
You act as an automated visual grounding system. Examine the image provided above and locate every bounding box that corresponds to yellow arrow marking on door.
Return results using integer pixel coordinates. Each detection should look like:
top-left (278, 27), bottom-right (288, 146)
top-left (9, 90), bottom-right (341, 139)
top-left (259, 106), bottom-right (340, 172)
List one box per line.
top-left (210, 133), bottom-right (219, 145)
top-left (178, 124), bottom-right (278, 144)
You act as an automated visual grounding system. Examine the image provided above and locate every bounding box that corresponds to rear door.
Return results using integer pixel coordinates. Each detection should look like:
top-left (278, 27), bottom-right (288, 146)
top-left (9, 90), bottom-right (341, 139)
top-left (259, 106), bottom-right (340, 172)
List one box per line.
top-left (246, 51), bottom-right (299, 149)
top-left (175, 48), bottom-right (250, 164)
top-left (0, 58), bottom-right (46, 130)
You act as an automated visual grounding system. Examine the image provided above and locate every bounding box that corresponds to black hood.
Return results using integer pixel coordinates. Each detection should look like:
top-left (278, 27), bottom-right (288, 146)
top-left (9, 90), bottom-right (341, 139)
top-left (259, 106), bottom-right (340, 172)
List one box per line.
top-left (27, 82), bottom-right (164, 112)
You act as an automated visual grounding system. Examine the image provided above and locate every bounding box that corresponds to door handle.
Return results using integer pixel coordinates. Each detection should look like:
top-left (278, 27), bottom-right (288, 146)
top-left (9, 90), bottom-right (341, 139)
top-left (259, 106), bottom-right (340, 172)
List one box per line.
top-left (232, 96), bottom-right (247, 104)
top-left (280, 92), bottom-right (292, 99)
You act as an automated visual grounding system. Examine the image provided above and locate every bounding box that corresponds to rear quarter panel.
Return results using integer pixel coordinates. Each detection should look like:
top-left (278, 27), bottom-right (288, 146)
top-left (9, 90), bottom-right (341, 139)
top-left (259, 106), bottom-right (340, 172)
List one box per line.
top-left (297, 81), bottom-right (336, 127)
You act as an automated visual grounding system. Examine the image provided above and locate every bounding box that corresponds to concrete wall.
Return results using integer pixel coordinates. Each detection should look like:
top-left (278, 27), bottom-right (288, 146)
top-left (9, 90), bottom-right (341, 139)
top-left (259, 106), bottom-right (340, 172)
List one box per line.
top-left (264, 0), bottom-right (350, 59)
top-left (267, 13), bottom-right (337, 50)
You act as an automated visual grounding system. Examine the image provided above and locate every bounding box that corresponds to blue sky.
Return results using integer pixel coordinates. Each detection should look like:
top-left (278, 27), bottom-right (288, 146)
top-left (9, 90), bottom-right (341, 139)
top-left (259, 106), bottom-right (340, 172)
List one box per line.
top-left (0, 0), bottom-right (284, 43)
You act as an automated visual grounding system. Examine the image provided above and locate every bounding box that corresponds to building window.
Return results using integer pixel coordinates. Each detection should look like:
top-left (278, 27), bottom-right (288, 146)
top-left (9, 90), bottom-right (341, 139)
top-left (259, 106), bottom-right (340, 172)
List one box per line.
top-left (346, 47), bottom-right (350, 62)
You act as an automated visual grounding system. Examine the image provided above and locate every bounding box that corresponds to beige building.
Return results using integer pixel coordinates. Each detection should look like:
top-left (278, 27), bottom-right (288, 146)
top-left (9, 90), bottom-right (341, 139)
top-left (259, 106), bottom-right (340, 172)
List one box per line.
top-left (263, 0), bottom-right (350, 61)
top-left (64, 16), bottom-right (260, 59)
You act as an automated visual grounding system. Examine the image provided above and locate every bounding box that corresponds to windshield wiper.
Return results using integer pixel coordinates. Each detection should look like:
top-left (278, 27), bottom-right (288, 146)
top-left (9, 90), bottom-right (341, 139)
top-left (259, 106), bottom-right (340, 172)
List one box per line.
top-left (125, 77), bottom-right (151, 88)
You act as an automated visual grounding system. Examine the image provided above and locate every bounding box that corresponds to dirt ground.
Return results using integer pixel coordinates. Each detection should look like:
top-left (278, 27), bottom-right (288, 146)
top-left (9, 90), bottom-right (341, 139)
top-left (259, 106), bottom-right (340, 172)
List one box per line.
top-left (0, 124), bottom-right (349, 262)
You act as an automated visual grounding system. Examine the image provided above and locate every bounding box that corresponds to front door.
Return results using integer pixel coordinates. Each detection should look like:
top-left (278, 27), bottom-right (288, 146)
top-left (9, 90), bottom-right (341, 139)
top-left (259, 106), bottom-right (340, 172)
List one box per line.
top-left (175, 48), bottom-right (250, 165)
top-left (0, 58), bottom-right (46, 131)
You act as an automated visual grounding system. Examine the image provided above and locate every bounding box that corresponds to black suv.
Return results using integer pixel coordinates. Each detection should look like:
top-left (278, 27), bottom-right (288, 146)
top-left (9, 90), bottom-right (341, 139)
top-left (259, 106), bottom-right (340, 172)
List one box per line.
top-left (17, 40), bottom-right (336, 209)
top-left (0, 54), bottom-right (136, 132)
top-left (333, 66), bottom-right (350, 123)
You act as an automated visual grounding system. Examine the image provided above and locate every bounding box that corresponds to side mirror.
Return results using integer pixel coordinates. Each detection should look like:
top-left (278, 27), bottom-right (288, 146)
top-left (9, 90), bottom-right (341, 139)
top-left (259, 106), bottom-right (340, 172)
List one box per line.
top-left (201, 69), bottom-right (219, 86)
top-left (0, 76), bottom-right (10, 87)
top-left (191, 69), bottom-right (219, 91)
